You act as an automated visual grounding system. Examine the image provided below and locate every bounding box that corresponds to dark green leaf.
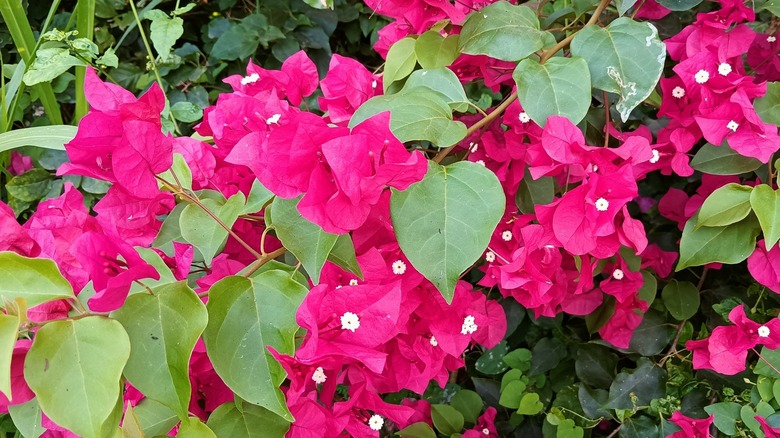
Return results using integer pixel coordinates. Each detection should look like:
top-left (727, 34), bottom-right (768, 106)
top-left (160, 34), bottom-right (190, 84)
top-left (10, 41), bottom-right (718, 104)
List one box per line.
top-left (391, 161), bottom-right (505, 302)
top-left (458, 2), bottom-right (545, 61)
top-left (661, 281), bottom-right (700, 321)
top-left (603, 358), bottom-right (665, 410)
top-left (450, 390), bottom-right (483, 424)
top-left (513, 56), bottom-right (591, 126)
top-left (619, 416), bottom-right (659, 438)
top-left (655, 0), bottom-right (703, 9)
top-left (575, 345), bottom-right (617, 389)
top-left (690, 142), bottom-right (762, 175)
top-left (6, 169), bottom-right (53, 202)
top-left (627, 309), bottom-right (674, 356)
top-left (529, 338), bottom-right (567, 376)
top-left (516, 169), bottom-right (554, 214)
top-left (397, 422), bottom-right (437, 438)
top-left (476, 341), bottom-right (510, 375)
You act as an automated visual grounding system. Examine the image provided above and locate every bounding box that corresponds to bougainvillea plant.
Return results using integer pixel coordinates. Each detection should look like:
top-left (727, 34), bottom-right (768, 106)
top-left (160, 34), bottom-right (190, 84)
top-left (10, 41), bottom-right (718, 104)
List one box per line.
top-left (0, 0), bottom-right (779, 436)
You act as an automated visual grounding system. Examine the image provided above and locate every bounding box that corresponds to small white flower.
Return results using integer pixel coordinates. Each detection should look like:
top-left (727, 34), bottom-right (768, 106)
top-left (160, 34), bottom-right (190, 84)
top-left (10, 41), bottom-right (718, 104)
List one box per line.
top-left (371, 79), bottom-right (378, 89)
top-left (727, 120), bottom-right (739, 132)
top-left (461, 315), bottom-right (478, 335)
top-left (759, 325), bottom-right (771, 338)
top-left (694, 69), bottom-right (710, 84)
top-left (768, 35), bottom-right (777, 43)
top-left (340, 312), bottom-right (360, 332)
top-left (502, 230), bottom-right (513, 241)
top-left (485, 251), bottom-right (496, 263)
top-left (518, 112), bottom-right (530, 123)
top-left (612, 269), bottom-right (625, 280)
top-left (595, 197), bottom-right (610, 212)
top-left (649, 149), bottom-right (660, 164)
top-left (672, 86), bottom-right (685, 99)
top-left (469, 142), bottom-right (479, 153)
top-left (392, 260), bottom-right (407, 275)
top-left (349, 279), bottom-right (358, 286)
top-left (483, 429), bottom-right (491, 436)
top-left (266, 113), bottom-right (281, 125)
top-left (718, 63), bottom-right (732, 76)
top-left (476, 160), bottom-right (486, 166)
top-left (430, 336), bottom-right (438, 347)
top-left (311, 367), bottom-right (327, 384)
top-left (368, 414), bottom-right (384, 431)
top-left (241, 73), bottom-right (260, 85)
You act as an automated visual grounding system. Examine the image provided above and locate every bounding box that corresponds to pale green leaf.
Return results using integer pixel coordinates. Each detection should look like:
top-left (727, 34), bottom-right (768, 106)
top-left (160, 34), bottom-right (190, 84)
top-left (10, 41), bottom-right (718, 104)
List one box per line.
top-left (24, 317), bottom-right (130, 438)
top-left (513, 56), bottom-right (591, 126)
top-left (676, 214), bottom-right (760, 271)
top-left (8, 398), bottom-right (45, 438)
top-left (697, 183), bottom-right (754, 228)
top-left (415, 31), bottom-right (459, 70)
top-left (570, 17), bottom-right (666, 122)
top-left (0, 252), bottom-right (75, 307)
top-left (242, 180), bottom-right (274, 215)
top-left (0, 314), bottom-right (19, 401)
top-left (120, 404), bottom-right (144, 438)
top-left (133, 398), bottom-right (179, 437)
top-left (0, 125), bottom-right (77, 153)
top-left (179, 191), bottom-right (245, 265)
top-left (23, 48), bottom-right (84, 86)
top-left (158, 154), bottom-right (193, 192)
top-left (112, 282), bottom-right (207, 420)
top-left (206, 399), bottom-right (290, 438)
top-left (145, 11), bottom-right (183, 61)
top-left (401, 68), bottom-right (470, 112)
top-left (178, 417), bottom-right (217, 438)
top-left (203, 271), bottom-right (308, 421)
top-left (458, 2), bottom-right (545, 61)
top-left (267, 196), bottom-right (338, 284)
top-left (383, 37), bottom-right (417, 91)
top-left (755, 82), bottom-right (780, 126)
top-left (751, 184), bottom-right (780, 250)
top-left (390, 161), bottom-right (505, 302)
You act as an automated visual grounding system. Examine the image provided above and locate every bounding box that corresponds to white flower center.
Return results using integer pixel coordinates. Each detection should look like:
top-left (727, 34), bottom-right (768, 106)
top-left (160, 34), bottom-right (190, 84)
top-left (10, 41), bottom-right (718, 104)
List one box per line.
top-left (759, 325), bottom-right (771, 338)
top-left (718, 63), bottom-right (732, 76)
top-left (476, 160), bottom-right (486, 166)
top-left (727, 120), bottom-right (739, 132)
top-left (483, 429), bottom-right (491, 436)
top-left (485, 251), bottom-right (496, 262)
top-left (368, 414), bottom-right (384, 431)
top-left (672, 86), bottom-right (685, 98)
top-left (612, 269), bottom-right (624, 280)
top-left (502, 230), bottom-right (513, 241)
top-left (461, 315), bottom-right (478, 335)
top-left (266, 113), bottom-right (281, 125)
top-left (595, 197), bottom-right (610, 212)
top-left (349, 279), bottom-right (358, 286)
top-left (311, 366), bottom-right (327, 384)
top-left (649, 149), bottom-right (660, 164)
top-left (371, 79), bottom-right (377, 89)
top-left (694, 69), bottom-right (710, 84)
top-left (768, 36), bottom-right (777, 43)
top-left (340, 312), bottom-right (360, 332)
top-left (430, 336), bottom-right (438, 347)
top-left (519, 112), bottom-right (530, 123)
top-left (241, 73), bottom-right (260, 85)
top-left (469, 142), bottom-right (479, 153)
top-left (392, 260), bottom-right (406, 275)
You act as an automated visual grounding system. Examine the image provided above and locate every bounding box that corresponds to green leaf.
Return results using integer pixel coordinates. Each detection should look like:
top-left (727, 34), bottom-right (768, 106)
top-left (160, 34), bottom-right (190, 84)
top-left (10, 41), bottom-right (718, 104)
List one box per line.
top-left (133, 398), bottom-right (179, 437)
top-left (676, 213), bottom-right (760, 271)
top-left (661, 280), bottom-right (700, 320)
top-left (503, 348), bottom-right (532, 372)
top-left (0, 252), bottom-right (75, 307)
top-left (179, 191), bottom-right (245, 265)
top-left (401, 68), bottom-right (470, 112)
top-left (754, 346), bottom-right (780, 378)
top-left (570, 17), bottom-right (666, 122)
top-left (206, 399), bottom-right (290, 438)
top-left (178, 417), bottom-right (217, 438)
top-left (158, 154), bottom-right (193, 193)
top-left (476, 341), bottom-right (510, 375)
top-left (0, 313), bottom-right (19, 401)
top-left (383, 37), bottom-right (417, 91)
top-left (627, 309), bottom-right (675, 356)
top-left (450, 390), bottom-right (483, 424)
top-left (762, 0), bottom-right (780, 16)
top-left (575, 344), bottom-right (617, 389)
top-left (267, 196), bottom-right (338, 284)
top-left (690, 142), bottom-right (763, 175)
top-left (517, 393), bottom-right (544, 415)
top-left (655, 0), bottom-right (703, 9)
top-left (209, 15), bottom-right (282, 61)
top-left (203, 271), bottom-right (308, 421)
top-left (145, 10), bottom-right (183, 61)
top-left (111, 282), bottom-right (207, 420)
top-left (751, 184), bottom-right (780, 249)
top-left (6, 169), bottom-right (53, 202)
top-left (705, 402), bottom-right (741, 435)
top-left (614, 0), bottom-right (640, 15)
top-left (516, 169), bottom-right (554, 214)
top-left (697, 183), bottom-right (753, 228)
top-left (499, 380), bottom-right (526, 409)
top-left (23, 48), bottom-right (84, 86)
top-left (619, 416), bottom-right (659, 438)
top-left (121, 404), bottom-right (144, 438)
top-left (513, 56), bottom-right (592, 126)
top-left (390, 161), bottom-right (505, 302)
top-left (458, 2), bottom-right (545, 61)
top-left (0, 125), bottom-right (77, 153)
top-left (431, 404), bottom-right (464, 436)
top-left (397, 422), bottom-right (437, 438)
top-left (415, 31), bottom-right (459, 70)
top-left (170, 101), bottom-right (203, 123)
top-left (602, 358), bottom-right (665, 410)
top-left (327, 234), bottom-right (363, 279)
top-left (8, 398), bottom-right (45, 438)
top-left (24, 317), bottom-right (130, 438)
top-left (350, 89), bottom-right (468, 147)
top-left (755, 82), bottom-right (780, 126)
top-left (242, 180), bottom-right (274, 215)
top-left (529, 338), bottom-right (567, 376)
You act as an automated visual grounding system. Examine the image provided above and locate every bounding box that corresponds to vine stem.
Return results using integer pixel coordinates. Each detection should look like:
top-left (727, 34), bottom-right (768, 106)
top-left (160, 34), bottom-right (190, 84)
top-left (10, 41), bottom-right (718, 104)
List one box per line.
top-left (432, 0), bottom-right (612, 164)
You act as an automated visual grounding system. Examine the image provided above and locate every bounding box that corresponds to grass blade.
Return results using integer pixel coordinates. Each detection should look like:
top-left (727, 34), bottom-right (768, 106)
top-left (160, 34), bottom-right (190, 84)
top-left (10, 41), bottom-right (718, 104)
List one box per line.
top-left (0, 125), bottom-right (77, 153)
